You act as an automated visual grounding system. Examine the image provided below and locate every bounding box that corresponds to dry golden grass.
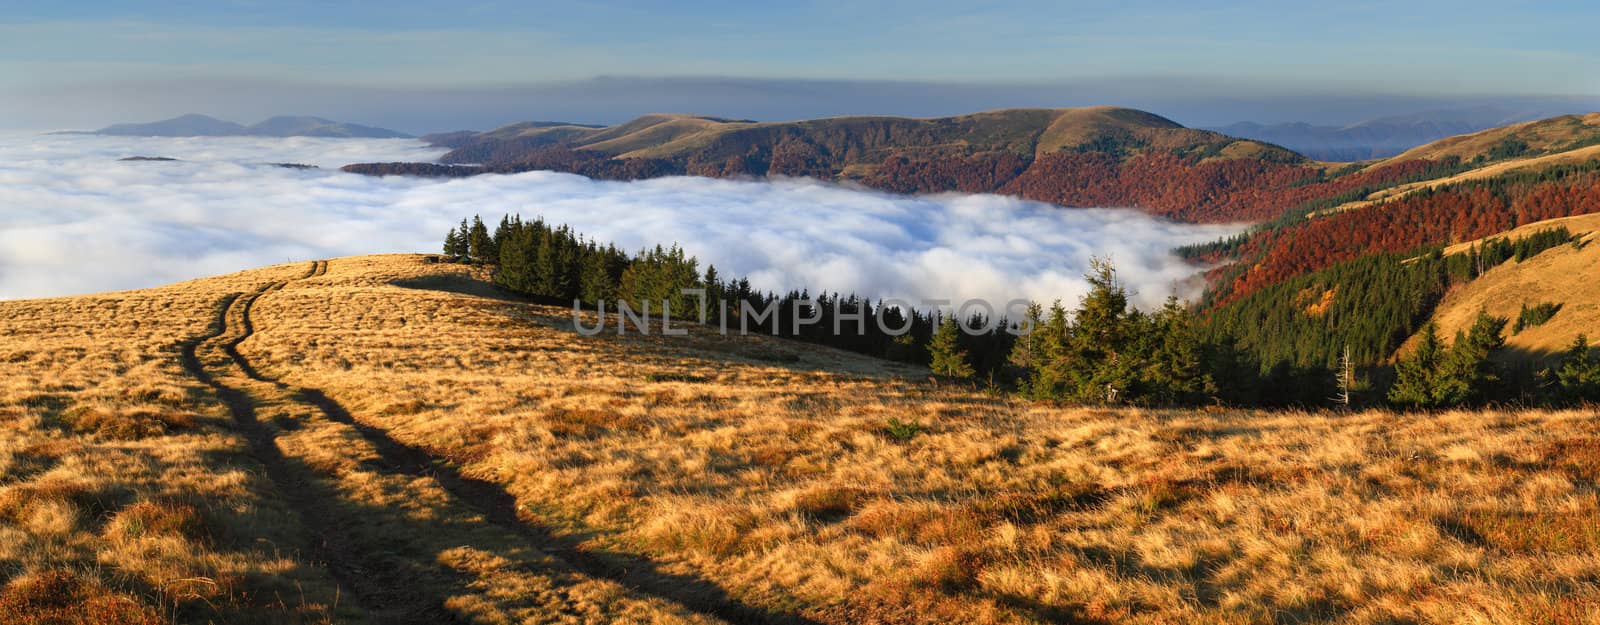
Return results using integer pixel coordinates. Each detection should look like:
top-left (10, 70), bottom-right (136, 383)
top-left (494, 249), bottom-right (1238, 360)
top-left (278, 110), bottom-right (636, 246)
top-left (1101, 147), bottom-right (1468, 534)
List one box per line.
top-left (1384, 113), bottom-right (1600, 165)
top-left (225, 254), bottom-right (1600, 623)
top-left (1418, 222), bottom-right (1600, 358)
top-left (0, 262), bottom-right (354, 624)
top-left (7, 253), bottom-right (1600, 623)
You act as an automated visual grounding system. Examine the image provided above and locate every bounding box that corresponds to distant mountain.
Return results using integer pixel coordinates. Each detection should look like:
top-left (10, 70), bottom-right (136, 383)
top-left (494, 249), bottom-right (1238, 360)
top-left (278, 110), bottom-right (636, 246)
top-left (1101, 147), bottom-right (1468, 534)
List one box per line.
top-left (1380, 112), bottom-right (1600, 165)
top-left (73, 114), bottom-right (411, 138)
top-left (351, 106), bottom-right (1325, 223)
top-left (94, 114), bottom-right (249, 137)
top-left (1209, 107), bottom-right (1560, 161)
top-left (245, 116), bottom-right (411, 138)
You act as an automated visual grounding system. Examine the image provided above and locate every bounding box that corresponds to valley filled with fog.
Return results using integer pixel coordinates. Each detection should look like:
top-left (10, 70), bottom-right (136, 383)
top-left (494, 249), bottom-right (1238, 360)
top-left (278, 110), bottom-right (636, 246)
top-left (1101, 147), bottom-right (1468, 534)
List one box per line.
top-left (0, 134), bottom-right (1242, 307)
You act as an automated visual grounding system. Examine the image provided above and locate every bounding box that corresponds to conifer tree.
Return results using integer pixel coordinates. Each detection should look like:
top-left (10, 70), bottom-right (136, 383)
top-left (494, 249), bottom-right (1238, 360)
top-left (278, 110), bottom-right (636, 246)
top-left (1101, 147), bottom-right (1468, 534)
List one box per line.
top-left (1064, 258), bottom-right (1138, 404)
top-left (493, 215), bottom-right (512, 252)
top-left (1030, 301), bottom-right (1072, 399)
top-left (928, 316), bottom-right (975, 379)
top-left (1007, 302), bottom-right (1043, 370)
top-left (468, 215), bottom-right (492, 261)
top-left (1143, 297), bottom-right (1210, 405)
top-left (443, 226), bottom-right (466, 256)
top-left (452, 218), bottom-right (473, 256)
top-left (1548, 334), bottom-right (1600, 404)
top-left (703, 265), bottom-right (724, 322)
top-left (496, 224), bottom-right (535, 293)
top-left (1438, 309), bottom-right (1507, 405)
top-left (1389, 322), bottom-right (1445, 408)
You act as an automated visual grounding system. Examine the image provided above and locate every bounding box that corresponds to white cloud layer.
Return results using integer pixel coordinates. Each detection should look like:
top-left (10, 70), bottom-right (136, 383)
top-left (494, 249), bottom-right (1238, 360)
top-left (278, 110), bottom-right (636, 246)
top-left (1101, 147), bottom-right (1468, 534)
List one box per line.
top-left (0, 134), bottom-right (1243, 310)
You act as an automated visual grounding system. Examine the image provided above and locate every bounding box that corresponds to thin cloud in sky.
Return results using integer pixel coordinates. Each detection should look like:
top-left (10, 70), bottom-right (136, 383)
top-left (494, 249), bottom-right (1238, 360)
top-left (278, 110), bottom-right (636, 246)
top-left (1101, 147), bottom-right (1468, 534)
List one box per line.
top-left (0, 134), bottom-right (1241, 309)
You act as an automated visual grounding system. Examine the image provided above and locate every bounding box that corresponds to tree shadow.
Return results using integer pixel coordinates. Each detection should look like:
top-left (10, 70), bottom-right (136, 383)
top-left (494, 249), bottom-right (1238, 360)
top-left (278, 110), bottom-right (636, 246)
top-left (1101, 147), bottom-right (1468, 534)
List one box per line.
top-left (205, 279), bottom-right (821, 624)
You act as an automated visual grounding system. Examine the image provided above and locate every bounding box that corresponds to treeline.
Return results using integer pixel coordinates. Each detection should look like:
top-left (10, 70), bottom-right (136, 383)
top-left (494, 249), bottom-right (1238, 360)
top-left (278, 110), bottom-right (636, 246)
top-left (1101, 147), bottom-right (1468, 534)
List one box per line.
top-left (345, 149), bottom-right (680, 181)
top-left (448, 215), bottom-right (1260, 405)
top-left (443, 215), bottom-right (1020, 374)
top-left (1004, 261), bottom-right (1253, 405)
top-left (1204, 252), bottom-right (1450, 373)
top-left (1206, 227), bottom-right (1575, 369)
top-left (348, 134), bottom-right (1454, 225)
top-left (1201, 226), bottom-right (1589, 405)
top-left (997, 152), bottom-right (1455, 223)
top-left (1212, 160), bottom-right (1600, 304)
top-left (445, 216), bottom-right (1600, 409)
top-left (1390, 315), bottom-right (1600, 408)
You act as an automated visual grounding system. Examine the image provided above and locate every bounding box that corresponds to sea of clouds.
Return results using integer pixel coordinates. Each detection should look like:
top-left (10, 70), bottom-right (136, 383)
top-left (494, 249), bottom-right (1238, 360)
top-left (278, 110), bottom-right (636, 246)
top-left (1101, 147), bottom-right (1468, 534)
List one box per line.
top-left (0, 133), bottom-right (1243, 309)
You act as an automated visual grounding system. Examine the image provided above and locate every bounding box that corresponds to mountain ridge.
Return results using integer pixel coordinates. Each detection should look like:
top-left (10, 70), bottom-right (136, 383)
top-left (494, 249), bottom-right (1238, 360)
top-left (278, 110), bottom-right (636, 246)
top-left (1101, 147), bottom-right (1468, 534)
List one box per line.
top-left (67, 113), bottom-right (413, 138)
top-left (350, 105), bottom-right (1329, 223)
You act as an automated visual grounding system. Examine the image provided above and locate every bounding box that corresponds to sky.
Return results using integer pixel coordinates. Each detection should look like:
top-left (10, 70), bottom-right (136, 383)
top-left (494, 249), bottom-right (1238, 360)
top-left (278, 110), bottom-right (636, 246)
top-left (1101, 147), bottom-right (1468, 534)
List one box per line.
top-left (2, 1), bottom-right (1598, 131)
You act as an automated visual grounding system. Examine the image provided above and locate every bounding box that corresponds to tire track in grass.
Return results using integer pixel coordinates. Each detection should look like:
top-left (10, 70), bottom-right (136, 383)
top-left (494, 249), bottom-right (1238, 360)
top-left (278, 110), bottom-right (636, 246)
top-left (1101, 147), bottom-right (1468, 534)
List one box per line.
top-left (189, 259), bottom-right (805, 624)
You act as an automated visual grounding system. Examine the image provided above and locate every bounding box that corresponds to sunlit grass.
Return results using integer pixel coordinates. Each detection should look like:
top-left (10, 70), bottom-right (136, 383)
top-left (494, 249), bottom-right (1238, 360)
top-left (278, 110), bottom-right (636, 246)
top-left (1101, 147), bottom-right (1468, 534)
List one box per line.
top-left (5, 253), bottom-right (1599, 624)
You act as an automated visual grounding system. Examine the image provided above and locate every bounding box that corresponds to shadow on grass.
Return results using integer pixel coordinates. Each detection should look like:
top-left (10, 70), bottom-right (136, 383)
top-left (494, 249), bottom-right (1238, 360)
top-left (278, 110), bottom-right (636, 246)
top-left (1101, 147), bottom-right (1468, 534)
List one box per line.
top-left (201, 267), bottom-right (822, 624)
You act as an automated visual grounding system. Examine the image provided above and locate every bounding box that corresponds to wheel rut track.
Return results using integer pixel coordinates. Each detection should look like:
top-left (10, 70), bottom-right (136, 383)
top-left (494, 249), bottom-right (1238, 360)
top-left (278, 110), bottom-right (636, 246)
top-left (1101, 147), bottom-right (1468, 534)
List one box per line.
top-left (179, 261), bottom-right (464, 624)
top-left (182, 260), bottom-right (815, 625)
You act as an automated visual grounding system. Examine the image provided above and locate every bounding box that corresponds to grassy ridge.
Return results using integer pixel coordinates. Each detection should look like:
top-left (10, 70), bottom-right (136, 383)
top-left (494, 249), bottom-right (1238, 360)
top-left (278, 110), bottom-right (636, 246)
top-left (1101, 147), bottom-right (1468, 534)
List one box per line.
top-left (9, 255), bottom-right (1600, 623)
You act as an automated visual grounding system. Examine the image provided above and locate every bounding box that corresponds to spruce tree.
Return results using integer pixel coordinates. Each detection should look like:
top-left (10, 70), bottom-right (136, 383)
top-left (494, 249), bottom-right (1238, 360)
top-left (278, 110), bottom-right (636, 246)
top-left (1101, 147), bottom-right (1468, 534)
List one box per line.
top-left (1389, 322), bottom-right (1445, 408)
top-left (468, 215), bottom-right (492, 261)
top-left (928, 316), bottom-right (975, 379)
top-left (1007, 302), bottom-right (1043, 370)
top-left (1439, 309), bottom-right (1507, 405)
top-left (1549, 334), bottom-right (1600, 404)
top-left (1031, 301), bottom-right (1072, 399)
top-left (1143, 297), bottom-right (1209, 405)
top-left (443, 226), bottom-right (465, 257)
top-left (497, 225), bottom-right (535, 293)
top-left (1065, 258), bottom-right (1137, 404)
top-left (703, 265), bottom-right (724, 323)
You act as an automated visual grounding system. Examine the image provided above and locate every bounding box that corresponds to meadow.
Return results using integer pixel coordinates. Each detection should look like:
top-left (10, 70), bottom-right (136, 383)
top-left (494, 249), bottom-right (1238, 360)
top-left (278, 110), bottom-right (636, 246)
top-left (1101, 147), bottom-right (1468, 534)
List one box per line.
top-left (3, 254), bottom-right (1597, 624)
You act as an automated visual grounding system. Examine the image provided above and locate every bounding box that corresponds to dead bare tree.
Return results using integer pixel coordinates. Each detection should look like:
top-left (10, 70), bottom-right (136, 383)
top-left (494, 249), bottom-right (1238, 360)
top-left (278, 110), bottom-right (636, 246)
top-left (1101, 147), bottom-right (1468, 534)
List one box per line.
top-left (1332, 345), bottom-right (1353, 409)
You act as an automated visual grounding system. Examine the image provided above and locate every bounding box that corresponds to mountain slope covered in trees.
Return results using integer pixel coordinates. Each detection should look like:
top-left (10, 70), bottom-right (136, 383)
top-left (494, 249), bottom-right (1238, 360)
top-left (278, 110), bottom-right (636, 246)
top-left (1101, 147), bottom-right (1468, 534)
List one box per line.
top-left (352, 106), bottom-right (1432, 223)
top-left (346, 107), bottom-right (1600, 227)
top-left (1184, 114), bottom-right (1600, 405)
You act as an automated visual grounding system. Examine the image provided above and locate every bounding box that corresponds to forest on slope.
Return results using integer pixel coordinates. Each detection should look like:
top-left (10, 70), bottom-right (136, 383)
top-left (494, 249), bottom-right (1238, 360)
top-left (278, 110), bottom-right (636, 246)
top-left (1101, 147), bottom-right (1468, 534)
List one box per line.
top-left (442, 209), bottom-right (1600, 409)
top-left (345, 107), bottom-right (1600, 226)
top-left (357, 107), bottom-right (1600, 408)
top-left (347, 106), bottom-right (1404, 223)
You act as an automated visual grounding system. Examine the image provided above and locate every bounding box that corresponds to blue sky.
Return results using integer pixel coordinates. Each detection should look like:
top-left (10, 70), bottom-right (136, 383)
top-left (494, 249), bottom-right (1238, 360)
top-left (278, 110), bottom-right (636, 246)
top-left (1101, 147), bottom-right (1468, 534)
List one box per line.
top-left (2, 1), bottom-right (1596, 130)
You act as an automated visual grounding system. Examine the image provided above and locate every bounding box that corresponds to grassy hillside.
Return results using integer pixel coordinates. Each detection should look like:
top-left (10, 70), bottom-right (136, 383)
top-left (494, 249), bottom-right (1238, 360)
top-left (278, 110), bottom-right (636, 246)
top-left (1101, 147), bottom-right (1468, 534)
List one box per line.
top-left (350, 106), bottom-right (1341, 222)
top-left (1417, 214), bottom-right (1600, 359)
top-left (1384, 112), bottom-right (1600, 165)
top-left (1197, 112), bottom-right (1600, 312)
top-left (432, 107), bottom-right (1289, 166)
top-left (7, 255), bottom-right (1600, 623)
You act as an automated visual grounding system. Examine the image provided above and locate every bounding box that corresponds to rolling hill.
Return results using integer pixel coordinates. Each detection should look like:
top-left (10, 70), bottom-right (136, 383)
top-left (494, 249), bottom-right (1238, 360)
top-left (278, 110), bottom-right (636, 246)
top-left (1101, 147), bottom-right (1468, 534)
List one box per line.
top-left (5, 254), bottom-right (1600, 624)
top-left (1381, 112), bottom-right (1600, 165)
top-left (1189, 110), bottom-right (1600, 395)
top-left (350, 107), bottom-right (1600, 227)
top-left (426, 107), bottom-right (1283, 165)
top-left (1211, 116), bottom-right (1482, 162)
top-left (1415, 214), bottom-right (1600, 360)
top-left (1207, 107), bottom-right (1567, 162)
top-left (348, 106), bottom-right (1345, 223)
top-left (243, 115), bottom-right (413, 138)
top-left (88, 113), bottom-right (248, 137)
top-left (71, 114), bottom-right (412, 139)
